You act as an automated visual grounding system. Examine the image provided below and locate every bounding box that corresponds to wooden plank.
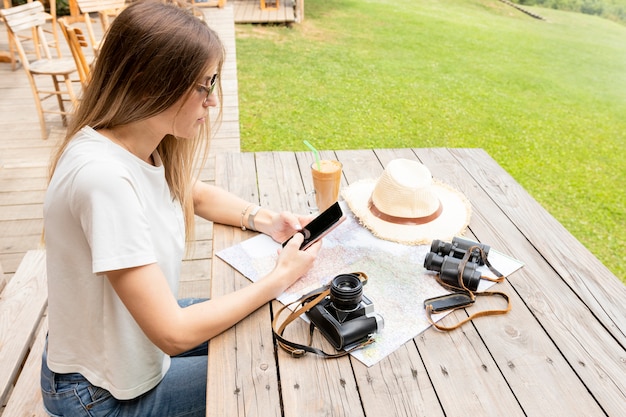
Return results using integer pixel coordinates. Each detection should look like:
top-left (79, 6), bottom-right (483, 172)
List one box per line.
top-left (0, 219), bottom-right (43, 237)
top-left (436, 146), bottom-right (626, 416)
top-left (335, 149), bottom-right (383, 183)
top-left (0, 165), bottom-right (47, 179)
top-left (255, 151), bottom-right (365, 417)
top-left (410, 149), bottom-right (616, 416)
top-left (0, 203), bottom-right (43, 221)
top-left (417, 149), bottom-right (601, 416)
top-left (0, 176), bottom-right (47, 192)
top-left (338, 148), bottom-right (524, 416)
top-left (256, 151), bottom-right (308, 214)
top-left (381, 149), bottom-right (601, 416)
top-left (453, 148), bottom-right (626, 342)
top-left (207, 224), bottom-right (247, 417)
top-left (193, 217), bottom-right (214, 241)
top-left (0, 148), bottom-right (55, 168)
top-left (233, 0), bottom-right (295, 24)
top-left (0, 250), bottom-right (47, 407)
top-left (207, 152), bottom-right (281, 417)
top-left (180, 258), bottom-right (211, 283)
top-left (184, 240), bottom-right (212, 261)
top-left (0, 190), bottom-right (46, 205)
top-left (178, 279), bottom-right (211, 300)
top-left (0, 253), bottom-right (25, 276)
top-left (351, 344), bottom-right (444, 417)
top-left (0, 234), bottom-right (44, 255)
top-left (335, 149), bottom-right (445, 417)
top-left (2, 318), bottom-right (48, 417)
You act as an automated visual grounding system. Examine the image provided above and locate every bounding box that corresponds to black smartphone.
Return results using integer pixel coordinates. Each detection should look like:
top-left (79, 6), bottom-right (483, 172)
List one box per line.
top-left (424, 293), bottom-right (474, 313)
top-left (282, 201), bottom-right (346, 250)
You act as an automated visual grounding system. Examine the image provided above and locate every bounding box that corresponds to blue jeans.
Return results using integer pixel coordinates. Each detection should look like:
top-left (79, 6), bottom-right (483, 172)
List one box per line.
top-left (41, 299), bottom-right (208, 417)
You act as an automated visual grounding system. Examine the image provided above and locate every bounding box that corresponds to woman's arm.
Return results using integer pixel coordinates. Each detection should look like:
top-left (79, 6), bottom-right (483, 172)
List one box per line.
top-left (192, 180), bottom-right (262, 227)
top-left (107, 233), bottom-right (321, 356)
top-left (192, 180), bottom-right (312, 242)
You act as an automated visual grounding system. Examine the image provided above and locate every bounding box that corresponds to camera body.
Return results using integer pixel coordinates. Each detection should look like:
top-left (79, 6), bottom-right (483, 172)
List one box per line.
top-left (424, 237), bottom-right (489, 291)
top-left (306, 274), bottom-right (384, 350)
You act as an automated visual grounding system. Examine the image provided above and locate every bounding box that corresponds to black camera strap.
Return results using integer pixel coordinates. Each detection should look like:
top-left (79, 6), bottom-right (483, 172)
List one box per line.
top-left (426, 245), bottom-right (512, 331)
top-left (271, 272), bottom-right (375, 359)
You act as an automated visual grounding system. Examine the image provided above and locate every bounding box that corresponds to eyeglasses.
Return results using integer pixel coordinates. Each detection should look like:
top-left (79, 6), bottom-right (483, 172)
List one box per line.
top-left (197, 73), bottom-right (219, 104)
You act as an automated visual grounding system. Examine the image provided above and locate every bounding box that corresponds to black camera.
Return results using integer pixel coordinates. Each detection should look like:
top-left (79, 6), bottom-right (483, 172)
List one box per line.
top-left (430, 237), bottom-right (490, 265)
top-left (423, 252), bottom-right (481, 291)
top-left (306, 274), bottom-right (384, 350)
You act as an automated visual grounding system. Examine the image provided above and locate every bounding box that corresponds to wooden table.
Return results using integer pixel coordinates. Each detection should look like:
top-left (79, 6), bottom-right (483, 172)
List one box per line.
top-left (207, 148), bottom-right (626, 417)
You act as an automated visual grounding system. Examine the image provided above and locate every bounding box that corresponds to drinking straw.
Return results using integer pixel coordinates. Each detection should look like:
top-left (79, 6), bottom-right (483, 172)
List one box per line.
top-left (303, 140), bottom-right (321, 171)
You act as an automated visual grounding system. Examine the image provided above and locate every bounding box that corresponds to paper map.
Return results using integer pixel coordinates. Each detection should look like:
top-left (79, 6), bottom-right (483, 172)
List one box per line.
top-left (216, 202), bottom-right (524, 367)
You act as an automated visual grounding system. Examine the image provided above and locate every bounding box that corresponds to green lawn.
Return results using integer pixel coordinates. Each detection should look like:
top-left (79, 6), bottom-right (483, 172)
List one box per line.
top-left (233, 0), bottom-right (626, 282)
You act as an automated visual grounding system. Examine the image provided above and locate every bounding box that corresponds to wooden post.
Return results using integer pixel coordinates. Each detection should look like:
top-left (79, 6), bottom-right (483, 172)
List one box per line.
top-left (296, 0), bottom-right (304, 22)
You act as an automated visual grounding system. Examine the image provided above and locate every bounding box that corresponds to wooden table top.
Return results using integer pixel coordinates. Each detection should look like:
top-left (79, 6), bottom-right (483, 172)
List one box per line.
top-left (207, 148), bottom-right (626, 417)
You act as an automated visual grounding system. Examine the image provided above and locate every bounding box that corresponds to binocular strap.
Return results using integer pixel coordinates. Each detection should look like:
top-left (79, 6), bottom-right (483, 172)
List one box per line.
top-left (425, 290), bottom-right (512, 331)
top-left (426, 245), bottom-right (512, 331)
top-left (271, 272), bottom-right (374, 359)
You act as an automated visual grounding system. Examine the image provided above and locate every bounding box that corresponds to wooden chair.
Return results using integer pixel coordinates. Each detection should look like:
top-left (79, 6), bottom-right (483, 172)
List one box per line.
top-left (1, 1), bottom-right (79, 139)
top-left (75, 0), bottom-right (126, 55)
top-left (40, 0), bottom-right (62, 58)
top-left (3, 0), bottom-right (62, 71)
top-left (58, 17), bottom-right (91, 88)
top-left (260, 0), bottom-right (278, 10)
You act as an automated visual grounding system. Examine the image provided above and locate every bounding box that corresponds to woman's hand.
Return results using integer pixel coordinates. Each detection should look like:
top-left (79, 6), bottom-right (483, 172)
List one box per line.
top-left (262, 233), bottom-right (322, 298)
top-left (262, 211), bottom-right (315, 243)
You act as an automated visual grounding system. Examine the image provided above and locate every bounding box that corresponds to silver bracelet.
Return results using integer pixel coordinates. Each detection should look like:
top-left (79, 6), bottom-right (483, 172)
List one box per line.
top-left (240, 204), bottom-right (254, 231)
top-left (247, 205), bottom-right (261, 232)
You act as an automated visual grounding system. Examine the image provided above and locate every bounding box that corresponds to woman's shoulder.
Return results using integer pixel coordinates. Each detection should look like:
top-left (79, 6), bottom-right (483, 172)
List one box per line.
top-left (62, 128), bottom-right (128, 168)
top-left (57, 128), bottom-right (132, 186)
top-left (66, 126), bottom-right (112, 153)
top-left (59, 127), bottom-right (104, 160)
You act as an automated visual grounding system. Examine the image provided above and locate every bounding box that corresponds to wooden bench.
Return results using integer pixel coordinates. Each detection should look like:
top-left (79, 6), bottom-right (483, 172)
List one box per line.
top-left (0, 250), bottom-right (48, 417)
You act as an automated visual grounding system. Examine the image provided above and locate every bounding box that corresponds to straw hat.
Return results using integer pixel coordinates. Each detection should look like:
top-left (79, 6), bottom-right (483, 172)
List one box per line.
top-left (341, 159), bottom-right (471, 245)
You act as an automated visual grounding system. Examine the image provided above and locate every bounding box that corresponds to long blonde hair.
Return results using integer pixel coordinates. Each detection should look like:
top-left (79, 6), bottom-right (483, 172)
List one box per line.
top-left (48, 0), bottom-right (225, 246)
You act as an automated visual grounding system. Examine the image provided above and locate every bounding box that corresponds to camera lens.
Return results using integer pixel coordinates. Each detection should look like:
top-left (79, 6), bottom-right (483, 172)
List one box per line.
top-left (330, 274), bottom-right (363, 312)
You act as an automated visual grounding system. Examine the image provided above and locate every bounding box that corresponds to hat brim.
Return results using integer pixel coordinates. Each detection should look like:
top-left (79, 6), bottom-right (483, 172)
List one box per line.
top-left (341, 179), bottom-right (472, 245)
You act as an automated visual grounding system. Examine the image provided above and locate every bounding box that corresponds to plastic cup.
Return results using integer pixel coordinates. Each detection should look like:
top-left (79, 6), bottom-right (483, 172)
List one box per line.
top-left (307, 160), bottom-right (342, 213)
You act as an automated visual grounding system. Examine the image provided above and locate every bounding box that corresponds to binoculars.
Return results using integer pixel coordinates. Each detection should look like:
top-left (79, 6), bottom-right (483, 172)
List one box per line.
top-left (424, 237), bottom-right (490, 291)
top-left (429, 237), bottom-right (490, 265)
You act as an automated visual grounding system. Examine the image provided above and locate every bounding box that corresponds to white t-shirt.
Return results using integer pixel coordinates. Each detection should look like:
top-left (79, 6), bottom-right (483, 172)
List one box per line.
top-left (43, 126), bottom-right (185, 400)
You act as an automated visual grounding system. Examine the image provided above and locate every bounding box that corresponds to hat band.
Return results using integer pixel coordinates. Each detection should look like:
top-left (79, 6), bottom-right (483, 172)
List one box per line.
top-left (367, 198), bottom-right (443, 225)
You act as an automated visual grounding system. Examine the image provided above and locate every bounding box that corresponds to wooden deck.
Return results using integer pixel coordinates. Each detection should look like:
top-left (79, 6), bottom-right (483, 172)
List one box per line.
top-left (0, 4), bottom-right (241, 298)
top-left (233, 0), bottom-right (298, 24)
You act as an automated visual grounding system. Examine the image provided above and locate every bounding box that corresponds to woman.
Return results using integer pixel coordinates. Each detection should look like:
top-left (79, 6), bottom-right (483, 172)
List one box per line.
top-left (40, 1), bottom-right (321, 416)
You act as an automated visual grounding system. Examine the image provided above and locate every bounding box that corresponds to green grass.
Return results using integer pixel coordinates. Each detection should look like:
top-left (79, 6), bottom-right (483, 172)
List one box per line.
top-left (233, 0), bottom-right (626, 282)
